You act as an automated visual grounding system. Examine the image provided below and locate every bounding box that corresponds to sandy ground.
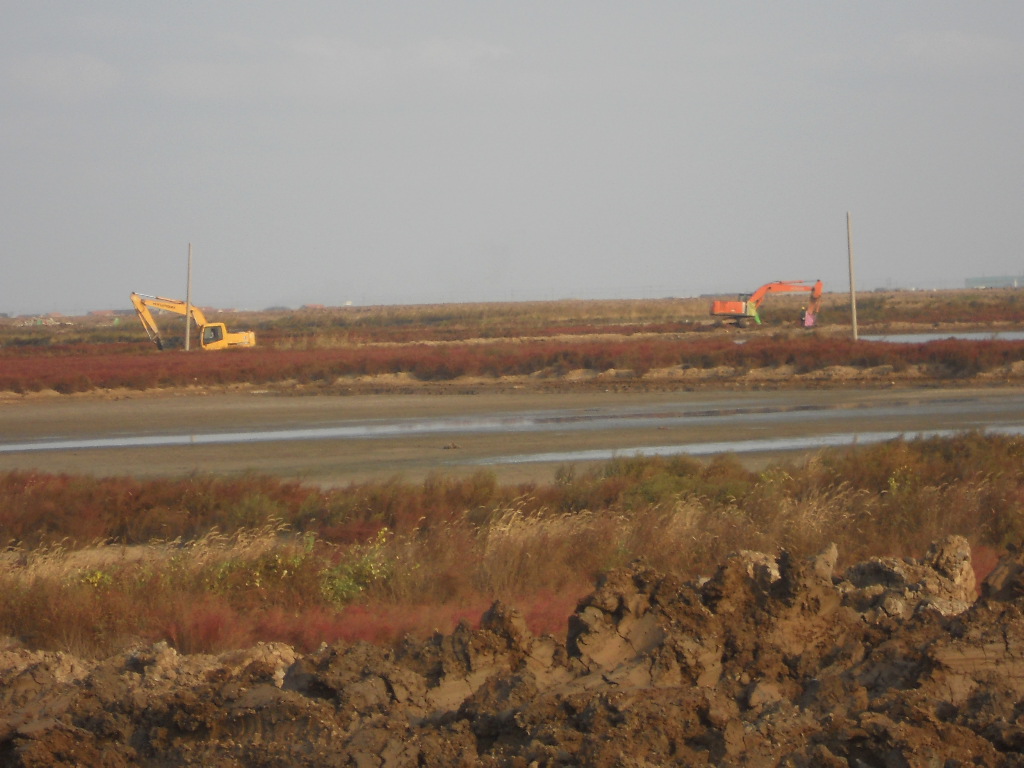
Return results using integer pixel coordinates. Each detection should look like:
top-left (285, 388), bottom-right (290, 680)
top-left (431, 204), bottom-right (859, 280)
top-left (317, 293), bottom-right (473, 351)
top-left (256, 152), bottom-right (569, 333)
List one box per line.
top-left (3, 384), bottom-right (1024, 485)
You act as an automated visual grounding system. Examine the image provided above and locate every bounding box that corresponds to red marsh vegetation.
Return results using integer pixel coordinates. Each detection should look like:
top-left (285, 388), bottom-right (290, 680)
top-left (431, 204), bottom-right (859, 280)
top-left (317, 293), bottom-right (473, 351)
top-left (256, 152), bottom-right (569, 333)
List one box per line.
top-left (4, 289), bottom-right (1024, 393)
top-left (0, 432), bottom-right (1020, 656)
top-left (0, 334), bottom-right (1022, 393)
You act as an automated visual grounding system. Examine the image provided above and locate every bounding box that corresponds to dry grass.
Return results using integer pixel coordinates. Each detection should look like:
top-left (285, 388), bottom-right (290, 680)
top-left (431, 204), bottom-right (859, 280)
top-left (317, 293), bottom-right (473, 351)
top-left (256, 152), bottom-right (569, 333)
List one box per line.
top-left (1, 432), bottom-right (1021, 657)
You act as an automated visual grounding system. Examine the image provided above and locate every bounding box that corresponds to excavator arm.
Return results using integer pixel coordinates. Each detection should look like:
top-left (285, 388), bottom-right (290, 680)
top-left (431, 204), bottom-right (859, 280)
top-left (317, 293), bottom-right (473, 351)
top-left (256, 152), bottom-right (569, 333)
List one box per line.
top-left (131, 292), bottom-right (173, 350)
top-left (130, 292), bottom-right (255, 350)
top-left (801, 280), bottom-right (824, 327)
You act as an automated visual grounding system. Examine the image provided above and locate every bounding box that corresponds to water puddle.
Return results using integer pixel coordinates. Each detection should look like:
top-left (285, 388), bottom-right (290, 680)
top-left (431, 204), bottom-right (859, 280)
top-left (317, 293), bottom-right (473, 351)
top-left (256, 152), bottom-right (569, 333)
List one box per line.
top-left (0, 401), bottom-right (850, 453)
top-left (2, 395), bottom-right (1022, 462)
top-left (861, 331), bottom-right (1024, 344)
top-left (473, 425), bottom-right (1024, 466)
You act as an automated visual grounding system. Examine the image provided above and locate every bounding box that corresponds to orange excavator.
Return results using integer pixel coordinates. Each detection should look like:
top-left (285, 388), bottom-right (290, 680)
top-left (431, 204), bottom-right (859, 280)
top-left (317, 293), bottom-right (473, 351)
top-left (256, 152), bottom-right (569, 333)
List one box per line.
top-left (710, 280), bottom-right (823, 327)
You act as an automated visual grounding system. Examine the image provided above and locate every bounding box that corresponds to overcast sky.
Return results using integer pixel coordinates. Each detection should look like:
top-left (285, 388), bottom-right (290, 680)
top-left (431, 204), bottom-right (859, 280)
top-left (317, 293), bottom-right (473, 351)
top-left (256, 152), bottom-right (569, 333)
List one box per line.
top-left (3, 3), bottom-right (1023, 315)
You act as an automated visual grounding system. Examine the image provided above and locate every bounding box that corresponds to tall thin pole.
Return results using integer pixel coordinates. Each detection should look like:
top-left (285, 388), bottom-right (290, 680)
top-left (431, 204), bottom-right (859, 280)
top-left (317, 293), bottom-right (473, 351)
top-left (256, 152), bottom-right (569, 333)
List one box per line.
top-left (847, 212), bottom-right (858, 341)
top-left (185, 243), bottom-right (193, 351)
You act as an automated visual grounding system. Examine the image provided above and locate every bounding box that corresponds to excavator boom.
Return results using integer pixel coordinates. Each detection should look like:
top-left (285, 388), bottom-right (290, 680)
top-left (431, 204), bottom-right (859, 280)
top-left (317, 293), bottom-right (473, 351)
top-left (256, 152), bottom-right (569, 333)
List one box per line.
top-left (130, 292), bottom-right (256, 350)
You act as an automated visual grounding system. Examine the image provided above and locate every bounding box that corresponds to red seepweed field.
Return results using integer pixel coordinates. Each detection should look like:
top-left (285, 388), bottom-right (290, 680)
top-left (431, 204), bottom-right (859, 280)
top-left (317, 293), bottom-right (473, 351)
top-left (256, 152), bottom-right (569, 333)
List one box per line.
top-left (3, 334), bottom-right (1024, 394)
top-left (4, 288), bottom-right (1024, 394)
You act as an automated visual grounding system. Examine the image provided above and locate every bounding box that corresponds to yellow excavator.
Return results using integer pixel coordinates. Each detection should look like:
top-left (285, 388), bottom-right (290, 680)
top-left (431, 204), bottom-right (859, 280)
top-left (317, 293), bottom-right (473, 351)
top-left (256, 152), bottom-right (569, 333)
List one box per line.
top-left (130, 292), bottom-right (256, 350)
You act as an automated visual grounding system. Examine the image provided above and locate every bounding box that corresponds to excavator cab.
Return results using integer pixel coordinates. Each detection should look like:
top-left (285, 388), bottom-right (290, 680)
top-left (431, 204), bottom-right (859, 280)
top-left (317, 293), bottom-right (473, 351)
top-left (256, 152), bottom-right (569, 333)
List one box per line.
top-left (199, 322), bottom-right (255, 351)
top-left (202, 324), bottom-right (225, 348)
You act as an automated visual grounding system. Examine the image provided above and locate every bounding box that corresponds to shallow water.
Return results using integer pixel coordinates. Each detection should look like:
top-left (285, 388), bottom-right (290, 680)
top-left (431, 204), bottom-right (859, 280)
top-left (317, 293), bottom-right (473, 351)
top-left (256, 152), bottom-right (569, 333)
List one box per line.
top-left (4, 394), bottom-right (1023, 467)
top-left (0, 400), bottom-right (980, 453)
top-left (861, 331), bottom-right (1024, 344)
top-left (471, 426), bottom-right (1024, 466)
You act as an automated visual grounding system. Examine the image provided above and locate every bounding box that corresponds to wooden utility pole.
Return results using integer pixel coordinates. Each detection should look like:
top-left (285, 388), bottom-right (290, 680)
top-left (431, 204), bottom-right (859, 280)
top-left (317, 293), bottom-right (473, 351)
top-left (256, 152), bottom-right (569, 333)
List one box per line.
top-left (847, 213), bottom-right (858, 341)
top-left (185, 243), bottom-right (193, 351)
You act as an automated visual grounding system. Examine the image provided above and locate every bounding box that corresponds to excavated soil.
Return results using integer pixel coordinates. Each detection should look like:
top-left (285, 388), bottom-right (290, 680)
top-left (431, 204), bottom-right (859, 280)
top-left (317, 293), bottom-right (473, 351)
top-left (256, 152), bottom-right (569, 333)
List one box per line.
top-left (5, 536), bottom-right (1024, 766)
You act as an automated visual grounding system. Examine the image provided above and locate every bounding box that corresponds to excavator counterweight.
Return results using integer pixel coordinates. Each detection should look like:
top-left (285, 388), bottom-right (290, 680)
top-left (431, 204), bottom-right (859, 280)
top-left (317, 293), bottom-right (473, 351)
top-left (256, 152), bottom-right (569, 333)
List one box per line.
top-left (130, 292), bottom-right (256, 350)
top-left (710, 280), bottom-right (823, 327)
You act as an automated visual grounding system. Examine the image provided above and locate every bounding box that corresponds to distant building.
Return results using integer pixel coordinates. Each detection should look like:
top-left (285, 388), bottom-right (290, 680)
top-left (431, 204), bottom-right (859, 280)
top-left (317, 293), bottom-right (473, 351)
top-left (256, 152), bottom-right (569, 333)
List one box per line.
top-left (966, 275), bottom-right (1024, 289)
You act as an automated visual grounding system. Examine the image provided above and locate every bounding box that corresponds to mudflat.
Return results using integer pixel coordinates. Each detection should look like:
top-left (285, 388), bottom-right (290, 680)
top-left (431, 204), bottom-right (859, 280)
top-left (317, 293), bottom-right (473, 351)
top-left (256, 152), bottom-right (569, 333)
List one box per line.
top-left (3, 385), bottom-right (1024, 485)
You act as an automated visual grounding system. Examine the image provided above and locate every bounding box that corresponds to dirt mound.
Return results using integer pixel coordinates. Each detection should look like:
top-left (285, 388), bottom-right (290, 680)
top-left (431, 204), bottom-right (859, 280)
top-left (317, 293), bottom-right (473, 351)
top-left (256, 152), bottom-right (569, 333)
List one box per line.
top-left (5, 535), bottom-right (1024, 766)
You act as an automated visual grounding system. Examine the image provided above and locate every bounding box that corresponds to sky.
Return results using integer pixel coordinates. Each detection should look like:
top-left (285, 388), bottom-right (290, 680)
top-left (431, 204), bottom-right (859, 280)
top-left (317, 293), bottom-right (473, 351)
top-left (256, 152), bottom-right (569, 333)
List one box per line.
top-left (3, 3), bottom-right (1023, 316)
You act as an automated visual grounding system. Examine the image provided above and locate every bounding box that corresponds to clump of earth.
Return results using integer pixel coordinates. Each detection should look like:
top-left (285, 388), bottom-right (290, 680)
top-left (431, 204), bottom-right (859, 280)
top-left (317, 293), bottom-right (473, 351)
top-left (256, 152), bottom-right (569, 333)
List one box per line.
top-left (4, 535), bottom-right (1024, 766)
